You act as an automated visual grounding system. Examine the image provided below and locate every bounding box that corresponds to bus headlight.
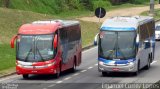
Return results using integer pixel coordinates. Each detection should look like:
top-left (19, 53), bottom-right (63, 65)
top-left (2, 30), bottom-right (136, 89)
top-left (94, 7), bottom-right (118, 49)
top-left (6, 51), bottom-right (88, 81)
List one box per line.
top-left (17, 64), bottom-right (23, 67)
top-left (99, 61), bottom-right (104, 65)
top-left (128, 62), bottom-right (134, 66)
top-left (46, 62), bottom-right (56, 67)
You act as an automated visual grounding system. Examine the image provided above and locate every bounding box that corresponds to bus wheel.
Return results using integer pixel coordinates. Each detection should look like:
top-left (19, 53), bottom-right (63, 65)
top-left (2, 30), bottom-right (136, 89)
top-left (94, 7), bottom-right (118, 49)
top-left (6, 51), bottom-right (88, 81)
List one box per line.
top-left (102, 72), bottom-right (108, 76)
top-left (133, 60), bottom-right (140, 76)
top-left (55, 65), bottom-right (61, 78)
top-left (144, 56), bottom-right (151, 70)
top-left (71, 61), bottom-right (76, 73)
top-left (23, 74), bottom-right (29, 79)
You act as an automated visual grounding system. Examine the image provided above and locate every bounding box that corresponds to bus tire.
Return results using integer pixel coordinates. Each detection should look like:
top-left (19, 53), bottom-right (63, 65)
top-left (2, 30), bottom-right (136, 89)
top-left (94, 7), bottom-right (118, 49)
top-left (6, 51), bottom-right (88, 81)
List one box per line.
top-left (144, 55), bottom-right (151, 70)
top-left (23, 74), bottom-right (29, 79)
top-left (55, 63), bottom-right (61, 78)
top-left (71, 59), bottom-right (76, 73)
top-left (102, 72), bottom-right (108, 76)
top-left (133, 60), bottom-right (140, 76)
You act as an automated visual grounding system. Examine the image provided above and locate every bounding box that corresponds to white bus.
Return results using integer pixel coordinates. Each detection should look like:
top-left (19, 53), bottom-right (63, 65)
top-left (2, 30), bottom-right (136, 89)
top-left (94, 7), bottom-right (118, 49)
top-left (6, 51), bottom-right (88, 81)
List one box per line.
top-left (95, 16), bottom-right (155, 76)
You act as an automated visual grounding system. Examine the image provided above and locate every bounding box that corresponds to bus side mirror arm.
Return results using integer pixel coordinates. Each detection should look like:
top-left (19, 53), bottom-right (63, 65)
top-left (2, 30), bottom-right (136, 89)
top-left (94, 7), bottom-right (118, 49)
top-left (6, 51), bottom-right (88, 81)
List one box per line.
top-left (54, 34), bottom-right (58, 49)
top-left (10, 35), bottom-right (18, 48)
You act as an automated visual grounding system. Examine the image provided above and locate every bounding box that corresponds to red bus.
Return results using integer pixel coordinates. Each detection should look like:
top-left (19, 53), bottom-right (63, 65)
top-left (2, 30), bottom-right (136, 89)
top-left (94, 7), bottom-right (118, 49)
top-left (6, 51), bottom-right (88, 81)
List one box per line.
top-left (10, 20), bottom-right (82, 79)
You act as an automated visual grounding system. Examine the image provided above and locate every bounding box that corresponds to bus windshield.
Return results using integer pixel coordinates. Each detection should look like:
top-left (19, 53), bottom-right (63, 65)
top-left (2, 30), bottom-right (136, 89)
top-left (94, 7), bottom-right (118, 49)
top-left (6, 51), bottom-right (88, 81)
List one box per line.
top-left (99, 31), bottom-right (136, 60)
top-left (17, 34), bottom-right (54, 62)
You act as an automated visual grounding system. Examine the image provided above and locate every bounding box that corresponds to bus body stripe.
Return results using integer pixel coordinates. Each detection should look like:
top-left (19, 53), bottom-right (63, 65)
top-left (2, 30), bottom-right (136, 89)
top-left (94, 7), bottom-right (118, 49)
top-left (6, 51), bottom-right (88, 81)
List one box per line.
top-left (98, 57), bottom-right (136, 64)
top-left (101, 27), bottom-right (136, 31)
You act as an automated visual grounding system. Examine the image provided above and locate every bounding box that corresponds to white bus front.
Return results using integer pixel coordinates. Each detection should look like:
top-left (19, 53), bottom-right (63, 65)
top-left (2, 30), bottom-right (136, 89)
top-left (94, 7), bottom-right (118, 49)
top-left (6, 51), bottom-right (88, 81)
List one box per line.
top-left (98, 28), bottom-right (138, 75)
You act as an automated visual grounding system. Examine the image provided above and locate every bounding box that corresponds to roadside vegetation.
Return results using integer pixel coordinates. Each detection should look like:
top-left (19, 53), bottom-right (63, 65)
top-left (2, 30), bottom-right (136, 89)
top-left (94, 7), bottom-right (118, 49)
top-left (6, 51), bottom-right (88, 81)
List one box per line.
top-left (141, 9), bottom-right (160, 20)
top-left (0, 0), bottom-right (158, 18)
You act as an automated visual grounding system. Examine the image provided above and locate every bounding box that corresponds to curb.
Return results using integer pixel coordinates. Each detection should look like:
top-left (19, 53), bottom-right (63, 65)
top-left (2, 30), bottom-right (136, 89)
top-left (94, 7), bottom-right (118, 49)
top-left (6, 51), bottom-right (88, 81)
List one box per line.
top-left (156, 19), bottom-right (160, 22)
top-left (82, 44), bottom-right (95, 51)
top-left (0, 72), bottom-right (16, 79)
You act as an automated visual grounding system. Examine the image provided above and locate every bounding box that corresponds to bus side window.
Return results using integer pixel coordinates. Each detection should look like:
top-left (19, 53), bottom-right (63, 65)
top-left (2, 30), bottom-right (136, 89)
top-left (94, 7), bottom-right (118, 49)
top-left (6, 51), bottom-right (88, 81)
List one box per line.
top-left (59, 28), bottom-right (68, 64)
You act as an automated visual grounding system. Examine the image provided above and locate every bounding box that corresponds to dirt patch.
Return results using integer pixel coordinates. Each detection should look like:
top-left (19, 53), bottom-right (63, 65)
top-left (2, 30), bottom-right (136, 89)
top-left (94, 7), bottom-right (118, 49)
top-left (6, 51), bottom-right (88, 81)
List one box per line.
top-left (78, 5), bottom-right (160, 22)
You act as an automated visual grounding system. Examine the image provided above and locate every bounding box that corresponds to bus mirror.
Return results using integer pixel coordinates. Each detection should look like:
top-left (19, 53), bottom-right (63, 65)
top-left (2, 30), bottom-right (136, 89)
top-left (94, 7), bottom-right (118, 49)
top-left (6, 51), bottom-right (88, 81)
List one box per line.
top-left (136, 34), bottom-right (139, 43)
top-left (94, 41), bottom-right (97, 46)
top-left (144, 40), bottom-right (150, 49)
top-left (54, 34), bottom-right (58, 49)
top-left (10, 35), bottom-right (17, 48)
top-left (94, 33), bottom-right (99, 46)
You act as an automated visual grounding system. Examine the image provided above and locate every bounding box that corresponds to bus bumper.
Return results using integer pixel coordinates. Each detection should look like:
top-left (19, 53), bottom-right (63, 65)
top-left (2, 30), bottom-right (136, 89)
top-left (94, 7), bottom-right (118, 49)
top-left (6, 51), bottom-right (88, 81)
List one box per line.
top-left (16, 65), bottom-right (57, 75)
top-left (98, 61), bottom-right (137, 73)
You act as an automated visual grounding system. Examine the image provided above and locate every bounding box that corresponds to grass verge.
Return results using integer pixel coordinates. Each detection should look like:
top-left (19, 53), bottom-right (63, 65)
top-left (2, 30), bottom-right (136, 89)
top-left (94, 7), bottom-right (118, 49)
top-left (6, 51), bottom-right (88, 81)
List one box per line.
top-left (141, 9), bottom-right (160, 20)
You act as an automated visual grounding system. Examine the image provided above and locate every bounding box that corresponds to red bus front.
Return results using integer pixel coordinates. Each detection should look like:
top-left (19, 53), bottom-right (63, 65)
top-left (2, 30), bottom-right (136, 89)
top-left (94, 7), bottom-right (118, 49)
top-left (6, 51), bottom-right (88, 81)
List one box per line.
top-left (11, 33), bottom-right (60, 78)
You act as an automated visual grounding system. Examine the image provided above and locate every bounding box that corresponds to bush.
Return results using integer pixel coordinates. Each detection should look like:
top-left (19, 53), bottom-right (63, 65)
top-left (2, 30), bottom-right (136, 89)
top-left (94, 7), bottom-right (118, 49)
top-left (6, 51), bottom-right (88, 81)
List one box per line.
top-left (92, 0), bottom-right (112, 10)
top-left (129, 0), bottom-right (149, 4)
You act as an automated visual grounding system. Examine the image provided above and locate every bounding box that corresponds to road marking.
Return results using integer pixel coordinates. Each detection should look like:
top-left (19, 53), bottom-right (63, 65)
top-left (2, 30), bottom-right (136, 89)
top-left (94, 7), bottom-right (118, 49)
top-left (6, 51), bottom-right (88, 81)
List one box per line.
top-left (48, 84), bottom-right (56, 88)
top-left (151, 61), bottom-right (157, 64)
top-left (73, 73), bottom-right (80, 76)
top-left (63, 77), bottom-right (72, 80)
top-left (43, 88), bottom-right (47, 89)
top-left (80, 70), bottom-right (87, 73)
top-left (88, 66), bottom-right (93, 69)
top-left (94, 64), bottom-right (98, 66)
top-left (56, 81), bottom-right (63, 83)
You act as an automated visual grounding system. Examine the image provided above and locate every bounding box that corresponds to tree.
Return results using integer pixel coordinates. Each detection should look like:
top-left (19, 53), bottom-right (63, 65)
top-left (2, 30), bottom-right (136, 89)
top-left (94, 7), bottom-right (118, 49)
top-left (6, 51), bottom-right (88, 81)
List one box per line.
top-left (2, 0), bottom-right (10, 8)
top-left (80, 0), bottom-right (93, 11)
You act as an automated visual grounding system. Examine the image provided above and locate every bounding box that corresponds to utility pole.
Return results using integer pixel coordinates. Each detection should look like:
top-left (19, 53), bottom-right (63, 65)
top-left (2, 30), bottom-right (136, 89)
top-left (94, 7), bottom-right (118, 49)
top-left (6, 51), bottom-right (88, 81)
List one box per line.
top-left (150, 0), bottom-right (154, 15)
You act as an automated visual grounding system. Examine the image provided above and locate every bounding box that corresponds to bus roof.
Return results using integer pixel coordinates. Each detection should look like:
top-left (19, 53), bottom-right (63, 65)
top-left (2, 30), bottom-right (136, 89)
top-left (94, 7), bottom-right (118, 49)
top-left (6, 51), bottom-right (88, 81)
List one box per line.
top-left (101, 16), bottom-right (154, 31)
top-left (19, 20), bottom-right (79, 35)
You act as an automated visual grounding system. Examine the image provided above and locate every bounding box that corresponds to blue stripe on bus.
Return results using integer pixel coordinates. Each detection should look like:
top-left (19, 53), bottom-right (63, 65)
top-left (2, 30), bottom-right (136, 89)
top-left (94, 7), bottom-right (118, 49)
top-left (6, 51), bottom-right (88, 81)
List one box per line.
top-left (101, 27), bottom-right (136, 31)
top-left (98, 57), bottom-right (136, 64)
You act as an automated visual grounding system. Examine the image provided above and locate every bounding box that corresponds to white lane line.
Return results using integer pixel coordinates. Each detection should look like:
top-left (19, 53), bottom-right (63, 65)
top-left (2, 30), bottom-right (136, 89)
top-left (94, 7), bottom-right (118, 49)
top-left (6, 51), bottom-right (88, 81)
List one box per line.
top-left (80, 70), bottom-right (87, 73)
top-left (56, 81), bottom-right (63, 83)
top-left (63, 77), bottom-right (72, 81)
top-left (72, 73), bottom-right (80, 76)
top-left (94, 63), bottom-right (98, 66)
top-left (151, 61), bottom-right (157, 64)
top-left (48, 84), bottom-right (56, 88)
top-left (88, 66), bottom-right (93, 69)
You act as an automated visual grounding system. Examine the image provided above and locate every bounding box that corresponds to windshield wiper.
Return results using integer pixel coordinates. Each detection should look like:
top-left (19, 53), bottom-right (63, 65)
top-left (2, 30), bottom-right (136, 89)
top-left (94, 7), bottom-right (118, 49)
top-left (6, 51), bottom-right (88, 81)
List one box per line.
top-left (35, 45), bottom-right (45, 62)
top-left (34, 36), bottom-right (45, 62)
top-left (24, 48), bottom-right (32, 62)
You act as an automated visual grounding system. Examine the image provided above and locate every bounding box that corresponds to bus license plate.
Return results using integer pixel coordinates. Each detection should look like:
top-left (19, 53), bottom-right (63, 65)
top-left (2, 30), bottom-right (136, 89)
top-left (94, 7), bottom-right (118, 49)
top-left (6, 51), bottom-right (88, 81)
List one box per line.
top-left (112, 68), bottom-right (120, 71)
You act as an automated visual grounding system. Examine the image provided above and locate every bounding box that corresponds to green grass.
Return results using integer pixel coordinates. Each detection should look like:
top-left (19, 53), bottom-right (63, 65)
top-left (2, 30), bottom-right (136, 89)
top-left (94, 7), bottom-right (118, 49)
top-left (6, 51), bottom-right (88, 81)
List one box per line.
top-left (0, 0), bottom-right (157, 19)
top-left (0, 7), bottom-right (98, 72)
top-left (0, 8), bottom-right (54, 44)
top-left (0, 44), bottom-right (15, 71)
top-left (141, 9), bottom-right (160, 20)
top-left (81, 21), bottom-right (99, 47)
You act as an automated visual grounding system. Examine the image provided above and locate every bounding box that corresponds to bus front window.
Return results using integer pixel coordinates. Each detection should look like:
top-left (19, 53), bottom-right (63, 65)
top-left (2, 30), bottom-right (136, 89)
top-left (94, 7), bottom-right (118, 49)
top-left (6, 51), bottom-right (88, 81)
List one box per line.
top-left (99, 31), bottom-right (136, 60)
top-left (17, 34), bottom-right (54, 62)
